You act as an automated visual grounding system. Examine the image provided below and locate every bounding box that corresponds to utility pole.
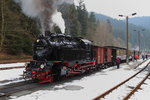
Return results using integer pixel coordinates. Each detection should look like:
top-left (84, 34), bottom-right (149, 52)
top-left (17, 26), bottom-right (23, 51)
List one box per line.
top-left (0, 0), bottom-right (4, 51)
top-left (138, 31), bottom-right (140, 55)
top-left (134, 29), bottom-right (145, 56)
top-left (119, 13), bottom-right (137, 64)
top-left (126, 16), bottom-right (129, 64)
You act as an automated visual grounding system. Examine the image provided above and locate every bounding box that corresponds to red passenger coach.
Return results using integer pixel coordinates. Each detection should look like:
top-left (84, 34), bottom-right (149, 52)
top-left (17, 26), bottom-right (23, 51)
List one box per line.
top-left (94, 46), bottom-right (113, 68)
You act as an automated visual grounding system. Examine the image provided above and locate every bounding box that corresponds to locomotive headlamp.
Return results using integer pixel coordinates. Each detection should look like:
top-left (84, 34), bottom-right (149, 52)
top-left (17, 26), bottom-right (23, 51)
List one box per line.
top-left (37, 39), bottom-right (40, 43)
top-left (24, 63), bottom-right (28, 68)
top-left (40, 64), bottom-right (45, 69)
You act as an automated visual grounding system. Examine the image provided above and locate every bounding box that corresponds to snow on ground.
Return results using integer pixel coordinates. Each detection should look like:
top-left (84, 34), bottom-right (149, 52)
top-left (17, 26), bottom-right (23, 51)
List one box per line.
top-left (130, 78), bottom-right (150, 100)
top-left (0, 62), bottom-right (26, 85)
top-left (0, 68), bottom-right (24, 85)
top-left (100, 66), bottom-right (149, 100)
top-left (3, 59), bottom-right (149, 100)
top-left (0, 63), bottom-right (25, 68)
top-left (129, 63), bottom-right (150, 100)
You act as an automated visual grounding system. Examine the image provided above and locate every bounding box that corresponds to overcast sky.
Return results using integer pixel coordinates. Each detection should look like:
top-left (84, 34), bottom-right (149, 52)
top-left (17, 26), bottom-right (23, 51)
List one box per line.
top-left (75, 0), bottom-right (150, 19)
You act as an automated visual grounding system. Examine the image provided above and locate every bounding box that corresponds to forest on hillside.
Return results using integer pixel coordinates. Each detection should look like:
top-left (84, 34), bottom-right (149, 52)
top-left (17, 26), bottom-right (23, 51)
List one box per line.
top-left (0, 0), bottom-right (114, 56)
top-left (0, 0), bottom-right (150, 58)
top-left (0, 0), bottom-right (40, 55)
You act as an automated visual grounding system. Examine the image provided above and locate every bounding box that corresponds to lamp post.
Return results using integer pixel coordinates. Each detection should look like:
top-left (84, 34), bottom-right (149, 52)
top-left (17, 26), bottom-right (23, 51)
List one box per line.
top-left (119, 13), bottom-right (137, 64)
top-left (134, 29), bottom-right (145, 56)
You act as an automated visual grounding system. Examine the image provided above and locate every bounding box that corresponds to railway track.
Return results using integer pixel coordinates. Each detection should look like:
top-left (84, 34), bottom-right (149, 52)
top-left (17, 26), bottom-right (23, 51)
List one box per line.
top-left (0, 66), bottom-right (24, 70)
top-left (0, 59), bottom-right (31, 64)
top-left (134, 59), bottom-right (148, 69)
top-left (93, 61), bottom-right (150, 100)
top-left (0, 66), bottom-right (101, 99)
top-left (123, 72), bottom-right (150, 100)
top-left (0, 59), bottom-right (31, 70)
top-left (0, 80), bottom-right (40, 98)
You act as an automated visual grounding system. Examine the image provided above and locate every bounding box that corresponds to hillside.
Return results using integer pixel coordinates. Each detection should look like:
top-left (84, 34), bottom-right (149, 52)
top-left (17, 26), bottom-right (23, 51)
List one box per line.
top-left (130, 16), bottom-right (150, 30)
top-left (95, 13), bottom-right (150, 52)
top-left (0, 0), bottom-right (40, 57)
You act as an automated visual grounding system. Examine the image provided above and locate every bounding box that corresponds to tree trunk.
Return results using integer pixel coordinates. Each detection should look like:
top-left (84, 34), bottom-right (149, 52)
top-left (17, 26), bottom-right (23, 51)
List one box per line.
top-left (0, 0), bottom-right (5, 51)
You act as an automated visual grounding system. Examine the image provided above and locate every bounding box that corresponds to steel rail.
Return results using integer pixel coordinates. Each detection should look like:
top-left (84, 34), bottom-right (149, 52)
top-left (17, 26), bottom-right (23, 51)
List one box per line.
top-left (0, 66), bottom-right (24, 70)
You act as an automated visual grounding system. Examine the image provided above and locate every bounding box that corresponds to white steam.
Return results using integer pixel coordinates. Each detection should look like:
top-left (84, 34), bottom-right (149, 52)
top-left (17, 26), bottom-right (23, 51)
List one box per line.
top-left (52, 11), bottom-right (65, 33)
top-left (14, 0), bottom-right (74, 34)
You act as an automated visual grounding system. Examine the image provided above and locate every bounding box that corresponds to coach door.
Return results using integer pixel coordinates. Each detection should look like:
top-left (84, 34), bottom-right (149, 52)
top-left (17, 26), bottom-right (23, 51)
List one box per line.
top-left (112, 49), bottom-right (116, 64)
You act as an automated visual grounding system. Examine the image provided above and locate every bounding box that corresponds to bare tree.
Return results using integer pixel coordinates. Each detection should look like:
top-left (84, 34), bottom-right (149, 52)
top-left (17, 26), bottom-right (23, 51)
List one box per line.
top-left (86, 20), bottom-right (119, 47)
top-left (95, 21), bottom-right (114, 46)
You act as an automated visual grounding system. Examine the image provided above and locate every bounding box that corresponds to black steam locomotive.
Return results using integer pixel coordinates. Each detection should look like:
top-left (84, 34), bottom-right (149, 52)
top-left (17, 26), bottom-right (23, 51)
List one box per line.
top-left (24, 32), bottom-right (96, 83)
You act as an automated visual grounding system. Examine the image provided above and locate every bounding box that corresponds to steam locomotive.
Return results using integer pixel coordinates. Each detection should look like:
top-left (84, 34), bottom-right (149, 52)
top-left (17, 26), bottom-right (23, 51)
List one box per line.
top-left (23, 31), bottom-right (96, 83)
top-left (23, 31), bottom-right (138, 83)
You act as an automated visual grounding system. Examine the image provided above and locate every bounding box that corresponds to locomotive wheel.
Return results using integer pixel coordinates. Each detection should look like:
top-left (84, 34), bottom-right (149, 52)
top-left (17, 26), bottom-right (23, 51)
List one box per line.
top-left (96, 66), bottom-right (101, 71)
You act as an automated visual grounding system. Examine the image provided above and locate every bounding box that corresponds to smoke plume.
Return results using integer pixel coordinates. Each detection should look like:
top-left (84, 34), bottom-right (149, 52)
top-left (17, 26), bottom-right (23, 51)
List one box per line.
top-left (52, 11), bottom-right (65, 33)
top-left (14, 0), bottom-right (74, 34)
